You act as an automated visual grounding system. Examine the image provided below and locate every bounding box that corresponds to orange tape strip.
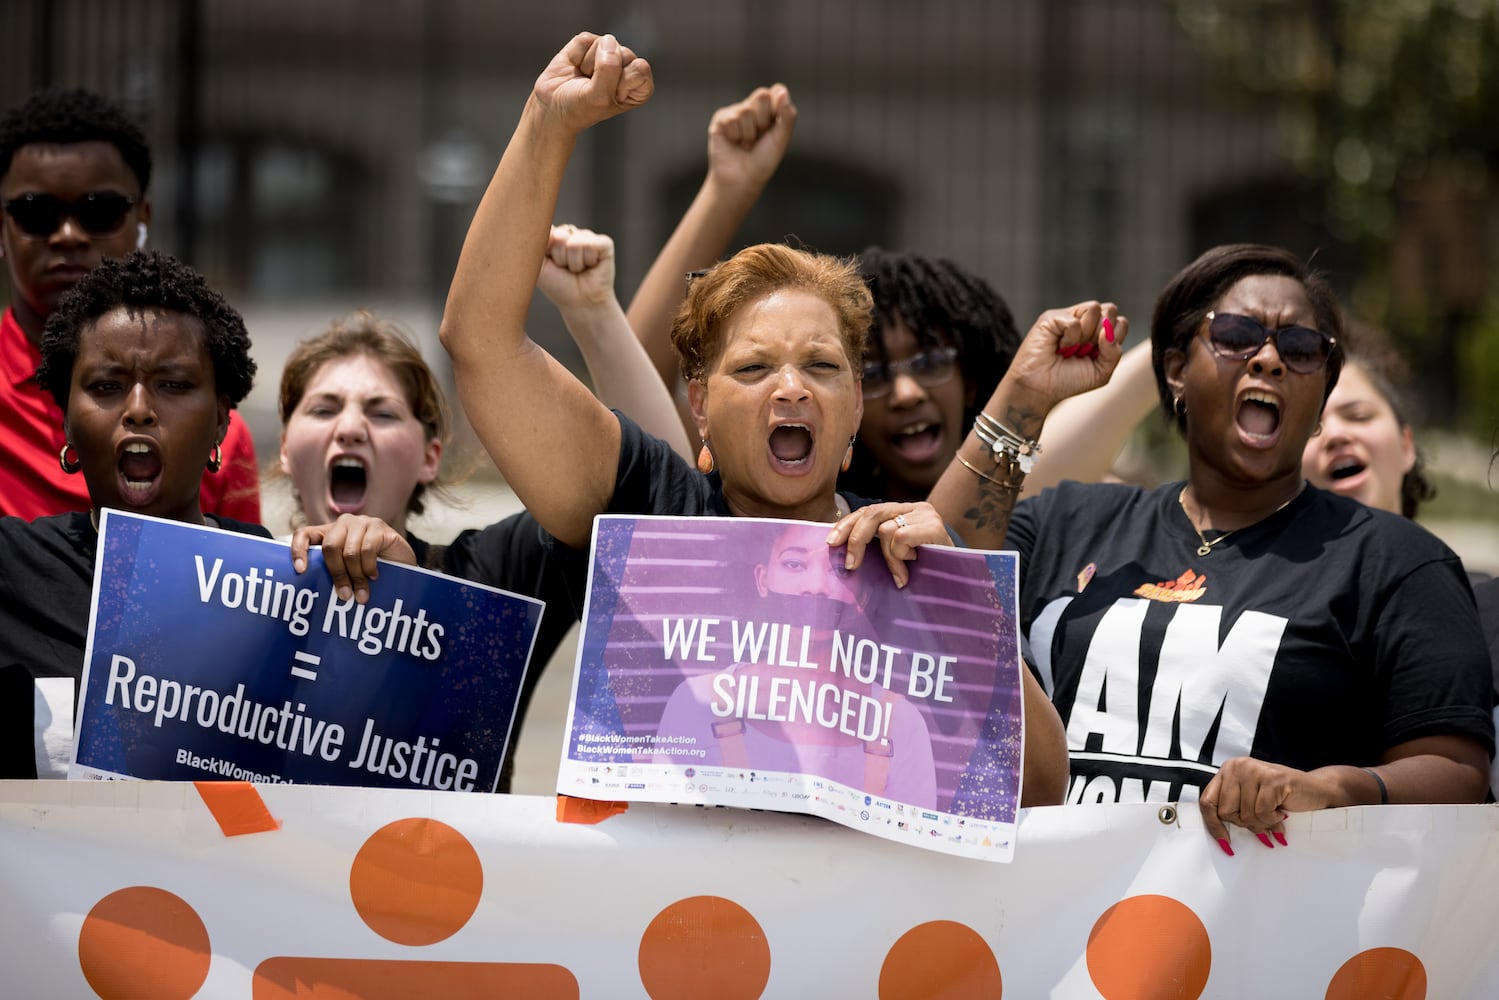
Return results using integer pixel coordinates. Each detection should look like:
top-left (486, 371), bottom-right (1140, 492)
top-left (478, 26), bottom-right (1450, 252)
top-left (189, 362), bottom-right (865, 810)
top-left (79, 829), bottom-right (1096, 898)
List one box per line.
top-left (194, 781), bottom-right (282, 837)
top-left (556, 795), bottom-right (629, 825)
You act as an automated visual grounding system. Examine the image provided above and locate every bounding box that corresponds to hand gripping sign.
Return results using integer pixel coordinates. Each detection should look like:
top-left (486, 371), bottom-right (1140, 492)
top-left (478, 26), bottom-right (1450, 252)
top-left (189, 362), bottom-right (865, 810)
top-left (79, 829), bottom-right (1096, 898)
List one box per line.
top-left (72, 511), bottom-right (542, 792)
top-left (560, 515), bottom-right (1026, 861)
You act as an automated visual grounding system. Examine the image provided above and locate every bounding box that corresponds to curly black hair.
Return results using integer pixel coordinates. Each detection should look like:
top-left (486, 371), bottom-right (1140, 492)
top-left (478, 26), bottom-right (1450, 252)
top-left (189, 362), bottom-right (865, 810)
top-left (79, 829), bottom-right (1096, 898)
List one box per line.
top-left (36, 251), bottom-right (255, 410)
top-left (841, 246), bottom-right (1020, 498)
top-left (0, 87), bottom-right (151, 191)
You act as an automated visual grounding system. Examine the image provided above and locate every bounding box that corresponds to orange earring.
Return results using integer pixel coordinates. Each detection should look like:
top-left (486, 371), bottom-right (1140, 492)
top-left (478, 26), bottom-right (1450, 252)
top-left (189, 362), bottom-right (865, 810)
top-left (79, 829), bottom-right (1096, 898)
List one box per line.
top-left (696, 444), bottom-right (715, 475)
top-left (841, 437), bottom-right (854, 473)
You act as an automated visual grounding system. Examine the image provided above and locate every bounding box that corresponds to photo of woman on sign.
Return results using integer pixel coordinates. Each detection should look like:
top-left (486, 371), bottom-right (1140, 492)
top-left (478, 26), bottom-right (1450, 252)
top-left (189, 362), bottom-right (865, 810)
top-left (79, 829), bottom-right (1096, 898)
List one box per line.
top-left (651, 521), bottom-right (938, 808)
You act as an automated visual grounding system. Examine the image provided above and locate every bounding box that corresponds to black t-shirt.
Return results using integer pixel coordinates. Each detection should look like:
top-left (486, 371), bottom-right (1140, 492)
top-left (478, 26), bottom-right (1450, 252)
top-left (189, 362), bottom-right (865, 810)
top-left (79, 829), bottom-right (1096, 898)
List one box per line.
top-left (1470, 576), bottom-right (1499, 796)
top-left (1473, 577), bottom-right (1499, 686)
top-left (1005, 480), bottom-right (1494, 805)
top-left (0, 511), bottom-right (271, 778)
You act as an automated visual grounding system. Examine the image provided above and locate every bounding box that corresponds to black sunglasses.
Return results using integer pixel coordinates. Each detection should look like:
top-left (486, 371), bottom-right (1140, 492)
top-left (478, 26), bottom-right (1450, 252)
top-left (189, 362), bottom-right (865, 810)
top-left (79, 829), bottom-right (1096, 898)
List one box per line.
top-left (1, 191), bottom-right (137, 239)
top-left (1203, 311), bottom-right (1336, 375)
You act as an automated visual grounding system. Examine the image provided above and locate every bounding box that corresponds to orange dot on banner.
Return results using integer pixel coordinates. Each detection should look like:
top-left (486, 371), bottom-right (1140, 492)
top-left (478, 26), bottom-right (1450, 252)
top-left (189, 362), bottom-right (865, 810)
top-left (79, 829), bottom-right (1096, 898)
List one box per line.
top-left (1086, 894), bottom-right (1211, 1000)
top-left (78, 886), bottom-right (211, 1000)
top-left (349, 817), bottom-right (483, 946)
top-left (1325, 948), bottom-right (1427, 1000)
top-left (879, 920), bottom-right (1002, 999)
top-left (638, 895), bottom-right (771, 1000)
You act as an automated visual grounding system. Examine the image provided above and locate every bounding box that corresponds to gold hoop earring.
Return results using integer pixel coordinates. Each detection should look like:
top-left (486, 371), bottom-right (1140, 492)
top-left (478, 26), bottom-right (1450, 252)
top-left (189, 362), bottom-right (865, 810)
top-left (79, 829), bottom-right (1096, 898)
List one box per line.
top-left (1172, 395), bottom-right (1186, 418)
top-left (696, 444), bottom-right (714, 475)
top-left (206, 444), bottom-right (224, 474)
top-left (59, 442), bottom-right (82, 474)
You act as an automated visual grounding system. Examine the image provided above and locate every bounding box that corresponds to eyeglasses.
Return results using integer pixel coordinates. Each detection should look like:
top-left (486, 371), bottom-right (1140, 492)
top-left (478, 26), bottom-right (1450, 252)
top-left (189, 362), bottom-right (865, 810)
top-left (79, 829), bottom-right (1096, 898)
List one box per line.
top-left (861, 346), bottom-right (959, 397)
top-left (1203, 311), bottom-right (1336, 375)
top-left (1, 191), bottom-right (137, 239)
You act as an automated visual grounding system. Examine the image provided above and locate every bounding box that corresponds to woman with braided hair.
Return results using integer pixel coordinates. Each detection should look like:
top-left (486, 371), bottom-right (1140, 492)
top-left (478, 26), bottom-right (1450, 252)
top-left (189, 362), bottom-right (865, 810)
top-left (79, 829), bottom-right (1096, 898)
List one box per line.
top-left (845, 246), bottom-right (1023, 504)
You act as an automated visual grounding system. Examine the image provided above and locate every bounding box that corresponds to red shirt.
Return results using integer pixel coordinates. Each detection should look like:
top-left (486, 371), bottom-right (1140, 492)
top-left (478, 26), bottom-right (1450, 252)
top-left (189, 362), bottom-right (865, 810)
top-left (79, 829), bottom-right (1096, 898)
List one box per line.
top-left (0, 307), bottom-right (261, 522)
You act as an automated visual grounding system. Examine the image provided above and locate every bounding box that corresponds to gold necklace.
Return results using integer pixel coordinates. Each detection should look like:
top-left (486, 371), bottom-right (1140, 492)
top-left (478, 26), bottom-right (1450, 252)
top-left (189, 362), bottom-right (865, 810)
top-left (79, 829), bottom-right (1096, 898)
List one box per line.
top-left (1178, 486), bottom-right (1300, 557)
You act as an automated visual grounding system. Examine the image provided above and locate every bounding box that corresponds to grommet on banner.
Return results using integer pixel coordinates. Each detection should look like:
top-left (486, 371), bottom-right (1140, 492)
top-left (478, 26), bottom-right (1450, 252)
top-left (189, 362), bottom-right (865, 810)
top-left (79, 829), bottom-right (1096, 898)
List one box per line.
top-left (1157, 805), bottom-right (1178, 826)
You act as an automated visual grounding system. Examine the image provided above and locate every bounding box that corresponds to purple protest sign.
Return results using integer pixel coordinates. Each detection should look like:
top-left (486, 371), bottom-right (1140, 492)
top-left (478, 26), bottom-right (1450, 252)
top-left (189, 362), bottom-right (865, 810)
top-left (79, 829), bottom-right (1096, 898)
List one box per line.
top-left (559, 515), bottom-right (1024, 861)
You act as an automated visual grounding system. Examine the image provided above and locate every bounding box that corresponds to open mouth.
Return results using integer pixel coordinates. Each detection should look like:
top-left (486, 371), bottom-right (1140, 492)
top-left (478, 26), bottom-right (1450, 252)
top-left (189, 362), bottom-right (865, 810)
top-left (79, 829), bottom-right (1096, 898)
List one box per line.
top-left (1329, 457), bottom-right (1366, 482)
top-left (328, 456), bottom-right (368, 509)
top-left (117, 441), bottom-right (162, 502)
top-left (768, 424), bottom-right (814, 467)
top-left (891, 420), bottom-right (943, 463)
top-left (1236, 391), bottom-right (1281, 442)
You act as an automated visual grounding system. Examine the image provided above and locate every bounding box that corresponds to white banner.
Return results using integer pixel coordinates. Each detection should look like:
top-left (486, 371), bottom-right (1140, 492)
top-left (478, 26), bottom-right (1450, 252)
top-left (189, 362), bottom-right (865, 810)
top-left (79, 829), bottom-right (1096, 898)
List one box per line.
top-left (0, 780), bottom-right (1496, 998)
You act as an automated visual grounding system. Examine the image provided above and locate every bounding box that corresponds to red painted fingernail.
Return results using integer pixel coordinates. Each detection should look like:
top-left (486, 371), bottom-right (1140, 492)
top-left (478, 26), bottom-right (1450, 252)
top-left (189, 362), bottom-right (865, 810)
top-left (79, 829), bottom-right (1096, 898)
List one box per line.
top-left (1084, 344), bottom-right (1100, 359)
top-left (1256, 832), bottom-right (1274, 849)
top-left (1273, 831), bottom-right (1288, 847)
top-left (1102, 317), bottom-right (1115, 343)
top-left (1217, 838), bottom-right (1234, 857)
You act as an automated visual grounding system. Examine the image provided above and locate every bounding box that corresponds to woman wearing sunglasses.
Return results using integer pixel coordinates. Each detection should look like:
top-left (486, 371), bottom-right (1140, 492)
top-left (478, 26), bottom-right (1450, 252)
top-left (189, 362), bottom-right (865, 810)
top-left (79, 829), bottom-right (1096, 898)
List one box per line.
top-left (929, 243), bottom-right (1493, 854)
top-left (0, 88), bottom-right (261, 524)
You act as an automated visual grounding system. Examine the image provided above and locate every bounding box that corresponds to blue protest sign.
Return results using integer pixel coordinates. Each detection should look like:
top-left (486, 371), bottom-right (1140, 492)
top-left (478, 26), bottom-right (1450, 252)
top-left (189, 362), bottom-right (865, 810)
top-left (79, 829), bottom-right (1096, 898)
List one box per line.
top-left (72, 511), bottom-right (542, 792)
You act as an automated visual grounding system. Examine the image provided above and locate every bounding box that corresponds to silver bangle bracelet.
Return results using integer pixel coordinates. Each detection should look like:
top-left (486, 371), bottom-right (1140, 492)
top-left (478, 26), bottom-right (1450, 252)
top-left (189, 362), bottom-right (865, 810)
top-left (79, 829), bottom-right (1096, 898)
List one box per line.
top-left (971, 411), bottom-right (1040, 475)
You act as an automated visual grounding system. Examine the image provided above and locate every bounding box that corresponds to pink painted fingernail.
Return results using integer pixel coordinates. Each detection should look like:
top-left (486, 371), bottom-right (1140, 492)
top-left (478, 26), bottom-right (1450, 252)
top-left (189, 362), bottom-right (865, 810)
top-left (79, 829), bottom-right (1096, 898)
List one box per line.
top-left (1216, 838), bottom-right (1234, 857)
top-left (1256, 832), bottom-right (1274, 849)
top-left (1273, 831), bottom-right (1288, 847)
top-left (1102, 317), bottom-right (1115, 343)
